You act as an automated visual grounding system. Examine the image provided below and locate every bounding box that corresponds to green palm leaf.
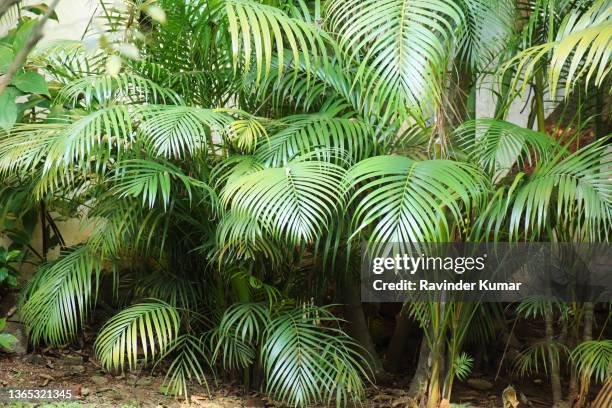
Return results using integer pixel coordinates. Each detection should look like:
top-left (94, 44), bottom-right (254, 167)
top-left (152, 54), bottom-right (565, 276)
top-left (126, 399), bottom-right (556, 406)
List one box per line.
top-left (454, 119), bottom-right (555, 177)
top-left (327, 0), bottom-right (463, 119)
top-left (213, 302), bottom-right (271, 370)
top-left (346, 156), bottom-right (487, 243)
top-left (507, 139), bottom-right (611, 240)
top-left (504, 0), bottom-right (612, 96)
top-left (261, 305), bottom-right (368, 407)
top-left (94, 301), bottom-right (180, 372)
top-left (225, 0), bottom-right (332, 83)
top-left (21, 247), bottom-right (103, 346)
top-left (137, 105), bottom-right (230, 158)
top-left (57, 72), bottom-right (180, 107)
top-left (45, 105), bottom-right (133, 168)
top-left (111, 159), bottom-right (218, 210)
top-left (571, 340), bottom-right (612, 383)
top-left (254, 111), bottom-right (373, 166)
top-left (221, 157), bottom-right (346, 244)
top-left (158, 334), bottom-right (213, 398)
top-left (455, 0), bottom-right (514, 69)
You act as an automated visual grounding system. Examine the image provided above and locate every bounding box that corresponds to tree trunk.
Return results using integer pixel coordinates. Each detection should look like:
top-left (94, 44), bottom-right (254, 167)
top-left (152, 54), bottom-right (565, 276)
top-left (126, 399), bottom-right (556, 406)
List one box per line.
top-left (342, 278), bottom-right (387, 382)
top-left (545, 306), bottom-right (562, 405)
top-left (385, 306), bottom-right (412, 373)
top-left (574, 302), bottom-right (594, 408)
top-left (408, 337), bottom-right (431, 401)
top-left (426, 340), bottom-right (444, 408)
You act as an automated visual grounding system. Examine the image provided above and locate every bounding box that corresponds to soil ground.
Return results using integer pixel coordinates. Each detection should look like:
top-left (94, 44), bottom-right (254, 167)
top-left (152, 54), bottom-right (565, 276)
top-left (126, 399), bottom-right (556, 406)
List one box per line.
top-left (0, 350), bottom-right (562, 408)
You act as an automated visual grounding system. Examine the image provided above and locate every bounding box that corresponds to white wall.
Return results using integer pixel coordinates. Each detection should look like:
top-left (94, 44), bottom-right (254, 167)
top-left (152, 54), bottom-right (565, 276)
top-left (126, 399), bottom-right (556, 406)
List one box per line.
top-left (42, 0), bottom-right (98, 43)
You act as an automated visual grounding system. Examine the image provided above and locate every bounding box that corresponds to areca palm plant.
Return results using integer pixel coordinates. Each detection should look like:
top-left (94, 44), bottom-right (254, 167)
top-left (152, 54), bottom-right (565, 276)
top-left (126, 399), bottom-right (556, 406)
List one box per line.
top-left (0, 0), bottom-right (610, 407)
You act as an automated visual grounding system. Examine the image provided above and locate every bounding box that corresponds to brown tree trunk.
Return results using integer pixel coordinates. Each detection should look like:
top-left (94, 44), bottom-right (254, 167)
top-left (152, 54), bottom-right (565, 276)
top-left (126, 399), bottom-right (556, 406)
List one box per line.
top-left (574, 302), bottom-right (594, 408)
top-left (545, 306), bottom-right (563, 405)
top-left (342, 278), bottom-right (387, 382)
top-left (408, 337), bottom-right (431, 401)
top-left (385, 306), bottom-right (412, 373)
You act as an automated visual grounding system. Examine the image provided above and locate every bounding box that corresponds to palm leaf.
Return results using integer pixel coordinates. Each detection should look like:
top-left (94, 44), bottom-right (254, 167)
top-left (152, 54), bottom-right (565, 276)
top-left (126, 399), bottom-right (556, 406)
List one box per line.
top-left (221, 157), bottom-right (346, 244)
top-left (455, 0), bottom-right (514, 69)
top-left (57, 72), bottom-right (180, 107)
top-left (261, 305), bottom-right (368, 407)
top-left (20, 247), bottom-right (103, 346)
top-left (157, 334), bottom-right (213, 398)
top-left (506, 139), bottom-right (611, 240)
top-left (346, 156), bottom-right (488, 243)
top-left (111, 159), bottom-right (218, 210)
top-left (503, 0), bottom-right (612, 97)
top-left (94, 300), bottom-right (181, 372)
top-left (254, 111), bottom-right (373, 166)
top-left (136, 105), bottom-right (231, 158)
top-left (454, 119), bottom-right (556, 178)
top-left (571, 340), bottom-right (612, 383)
top-left (225, 0), bottom-right (332, 83)
top-left (327, 0), bottom-right (463, 120)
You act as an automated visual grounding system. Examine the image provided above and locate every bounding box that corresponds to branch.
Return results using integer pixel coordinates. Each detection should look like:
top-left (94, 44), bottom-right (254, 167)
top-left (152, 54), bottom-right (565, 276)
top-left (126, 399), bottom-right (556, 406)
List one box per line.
top-left (0, 0), bottom-right (60, 95)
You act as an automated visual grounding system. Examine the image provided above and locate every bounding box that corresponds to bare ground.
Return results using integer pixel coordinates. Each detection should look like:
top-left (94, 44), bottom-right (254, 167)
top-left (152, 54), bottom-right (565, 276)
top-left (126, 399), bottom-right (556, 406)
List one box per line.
top-left (0, 351), bottom-right (561, 408)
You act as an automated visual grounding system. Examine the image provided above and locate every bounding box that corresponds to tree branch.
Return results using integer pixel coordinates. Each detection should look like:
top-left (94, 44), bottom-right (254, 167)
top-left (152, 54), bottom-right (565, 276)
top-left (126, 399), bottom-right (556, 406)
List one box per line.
top-left (0, 0), bottom-right (60, 95)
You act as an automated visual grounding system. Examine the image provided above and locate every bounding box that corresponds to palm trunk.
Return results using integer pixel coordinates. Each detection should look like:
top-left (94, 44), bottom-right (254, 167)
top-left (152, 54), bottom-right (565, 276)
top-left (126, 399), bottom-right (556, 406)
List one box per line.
top-left (385, 306), bottom-right (412, 373)
top-left (545, 305), bottom-right (562, 405)
top-left (574, 302), bottom-right (594, 407)
top-left (342, 277), bottom-right (387, 382)
top-left (408, 337), bottom-right (431, 399)
top-left (427, 340), bottom-right (444, 408)
top-left (534, 70), bottom-right (546, 132)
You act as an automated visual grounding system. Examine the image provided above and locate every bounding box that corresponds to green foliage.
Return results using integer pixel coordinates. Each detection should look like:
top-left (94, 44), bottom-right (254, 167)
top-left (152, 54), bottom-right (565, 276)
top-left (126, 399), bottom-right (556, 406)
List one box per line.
top-left (20, 247), bottom-right (103, 346)
top-left (94, 301), bottom-right (180, 372)
top-left (214, 303), bottom-right (370, 407)
top-left (0, 317), bottom-right (18, 352)
top-left (452, 352), bottom-right (474, 381)
top-left (571, 340), bottom-right (612, 383)
top-left (347, 156), bottom-right (487, 243)
top-left (0, 246), bottom-right (21, 288)
top-left (504, 0), bottom-right (612, 97)
top-left (1, 0), bottom-right (610, 406)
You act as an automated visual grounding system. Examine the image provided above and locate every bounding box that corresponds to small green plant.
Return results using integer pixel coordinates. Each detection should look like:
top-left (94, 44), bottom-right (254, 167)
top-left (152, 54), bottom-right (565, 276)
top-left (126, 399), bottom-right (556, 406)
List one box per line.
top-left (453, 352), bottom-right (474, 381)
top-left (0, 247), bottom-right (21, 288)
top-left (0, 317), bottom-right (17, 351)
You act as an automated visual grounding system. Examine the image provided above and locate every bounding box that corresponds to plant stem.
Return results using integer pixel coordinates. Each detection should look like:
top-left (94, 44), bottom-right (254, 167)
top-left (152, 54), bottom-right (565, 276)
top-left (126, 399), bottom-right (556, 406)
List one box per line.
top-left (545, 305), bottom-right (562, 404)
top-left (575, 302), bottom-right (594, 407)
top-left (534, 70), bottom-right (546, 132)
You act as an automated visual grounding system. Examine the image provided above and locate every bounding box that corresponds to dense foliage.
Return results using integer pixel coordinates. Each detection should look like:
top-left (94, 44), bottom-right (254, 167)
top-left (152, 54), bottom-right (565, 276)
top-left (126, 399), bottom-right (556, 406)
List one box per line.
top-left (0, 0), bottom-right (610, 407)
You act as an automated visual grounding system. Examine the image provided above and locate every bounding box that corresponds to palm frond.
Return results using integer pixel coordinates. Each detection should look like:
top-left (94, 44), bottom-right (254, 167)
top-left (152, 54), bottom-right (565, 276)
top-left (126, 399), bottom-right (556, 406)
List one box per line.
top-left (225, 0), bottom-right (332, 83)
top-left (327, 0), bottom-right (464, 120)
top-left (158, 334), bottom-right (213, 398)
top-left (137, 105), bottom-right (231, 158)
top-left (21, 247), bottom-right (103, 346)
top-left (221, 157), bottom-right (346, 244)
top-left (507, 139), bottom-right (611, 240)
top-left (261, 305), bottom-right (369, 407)
top-left (514, 340), bottom-right (568, 377)
top-left (57, 72), bottom-right (180, 107)
top-left (346, 156), bottom-right (488, 243)
top-left (254, 111), bottom-right (373, 166)
top-left (455, 0), bottom-right (514, 69)
top-left (111, 159), bottom-right (218, 210)
top-left (213, 302), bottom-right (271, 370)
top-left (94, 300), bottom-right (181, 372)
top-left (504, 0), bottom-right (612, 97)
top-left (454, 119), bottom-right (555, 177)
top-left (571, 340), bottom-right (612, 383)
